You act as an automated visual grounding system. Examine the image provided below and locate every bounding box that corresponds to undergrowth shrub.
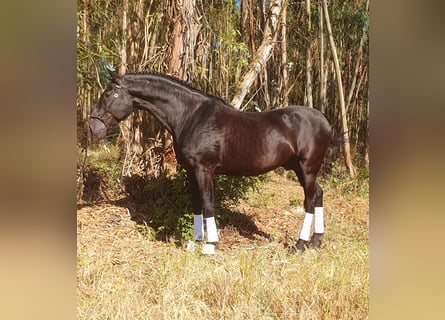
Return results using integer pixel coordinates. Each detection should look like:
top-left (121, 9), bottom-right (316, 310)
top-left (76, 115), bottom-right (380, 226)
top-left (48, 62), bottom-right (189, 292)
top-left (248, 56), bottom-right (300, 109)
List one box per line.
top-left (78, 143), bottom-right (124, 201)
top-left (81, 143), bottom-right (264, 243)
top-left (322, 156), bottom-right (369, 199)
top-left (130, 170), bottom-right (263, 244)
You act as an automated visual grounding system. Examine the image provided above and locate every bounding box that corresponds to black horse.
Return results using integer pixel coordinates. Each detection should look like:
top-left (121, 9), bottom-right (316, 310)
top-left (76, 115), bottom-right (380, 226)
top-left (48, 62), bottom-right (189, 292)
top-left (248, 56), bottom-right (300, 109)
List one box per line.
top-left (89, 71), bottom-right (332, 253)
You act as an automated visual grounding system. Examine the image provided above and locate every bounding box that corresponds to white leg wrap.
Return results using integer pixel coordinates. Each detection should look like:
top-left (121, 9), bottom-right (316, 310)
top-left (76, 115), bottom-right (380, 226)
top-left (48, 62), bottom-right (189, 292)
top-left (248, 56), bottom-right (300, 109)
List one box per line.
top-left (201, 243), bottom-right (216, 255)
top-left (205, 217), bottom-right (219, 243)
top-left (299, 212), bottom-right (314, 241)
top-left (314, 207), bottom-right (324, 234)
top-left (193, 214), bottom-right (204, 241)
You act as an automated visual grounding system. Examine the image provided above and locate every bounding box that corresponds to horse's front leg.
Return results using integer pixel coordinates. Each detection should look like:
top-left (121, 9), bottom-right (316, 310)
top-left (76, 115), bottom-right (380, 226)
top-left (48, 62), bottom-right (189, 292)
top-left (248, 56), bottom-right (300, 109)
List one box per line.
top-left (189, 173), bottom-right (204, 242)
top-left (192, 167), bottom-right (218, 254)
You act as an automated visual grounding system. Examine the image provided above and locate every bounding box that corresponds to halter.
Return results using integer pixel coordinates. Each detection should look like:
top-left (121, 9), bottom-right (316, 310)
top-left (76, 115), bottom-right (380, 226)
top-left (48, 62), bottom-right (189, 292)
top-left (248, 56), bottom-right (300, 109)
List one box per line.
top-left (89, 111), bottom-right (119, 129)
top-left (88, 84), bottom-right (123, 128)
top-left (89, 114), bottom-right (108, 128)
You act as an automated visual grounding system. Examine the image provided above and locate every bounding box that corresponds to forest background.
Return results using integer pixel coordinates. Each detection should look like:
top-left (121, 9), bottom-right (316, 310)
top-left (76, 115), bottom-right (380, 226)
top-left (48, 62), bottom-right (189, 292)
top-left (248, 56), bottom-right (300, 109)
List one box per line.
top-left (77, 0), bottom-right (369, 179)
top-left (76, 4), bottom-right (370, 317)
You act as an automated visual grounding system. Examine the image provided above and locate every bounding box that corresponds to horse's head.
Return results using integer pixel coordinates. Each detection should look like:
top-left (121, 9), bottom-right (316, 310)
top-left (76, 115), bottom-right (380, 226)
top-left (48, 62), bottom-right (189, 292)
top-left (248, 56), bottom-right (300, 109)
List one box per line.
top-left (89, 70), bottom-right (134, 139)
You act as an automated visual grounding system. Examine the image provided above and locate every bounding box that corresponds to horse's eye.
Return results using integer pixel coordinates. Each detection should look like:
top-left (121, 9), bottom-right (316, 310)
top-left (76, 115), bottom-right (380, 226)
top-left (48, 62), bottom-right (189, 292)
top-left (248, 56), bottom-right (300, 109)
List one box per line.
top-left (113, 93), bottom-right (119, 98)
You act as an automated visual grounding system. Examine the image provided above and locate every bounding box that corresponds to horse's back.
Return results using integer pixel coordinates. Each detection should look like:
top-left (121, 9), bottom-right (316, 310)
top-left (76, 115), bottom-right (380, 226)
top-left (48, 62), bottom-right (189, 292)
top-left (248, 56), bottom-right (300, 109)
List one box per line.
top-left (211, 105), bottom-right (331, 175)
top-left (277, 106), bottom-right (331, 132)
top-left (213, 104), bottom-right (332, 153)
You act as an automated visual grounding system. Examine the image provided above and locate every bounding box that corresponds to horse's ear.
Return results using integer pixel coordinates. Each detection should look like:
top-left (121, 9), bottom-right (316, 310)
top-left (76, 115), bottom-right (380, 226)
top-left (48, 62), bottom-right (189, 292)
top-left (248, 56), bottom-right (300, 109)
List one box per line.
top-left (108, 68), bottom-right (123, 86)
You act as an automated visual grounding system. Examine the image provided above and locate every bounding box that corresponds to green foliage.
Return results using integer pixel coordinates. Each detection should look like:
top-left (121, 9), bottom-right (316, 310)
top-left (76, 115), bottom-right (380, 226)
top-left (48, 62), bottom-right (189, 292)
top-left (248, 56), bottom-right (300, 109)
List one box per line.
top-left (140, 170), bottom-right (192, 242)
top-left (331, 1), bottom-right (369, 44)
top-left (82, 143), bottom-right (123, 192)
top-left (289, 197), bottom-right (303, 207)
top-left (322, 157), bottom-right (369, 199)
top-left (138, 169), bottom-right (262, 244)
top-left (214, 174), bottom-right (262, 205)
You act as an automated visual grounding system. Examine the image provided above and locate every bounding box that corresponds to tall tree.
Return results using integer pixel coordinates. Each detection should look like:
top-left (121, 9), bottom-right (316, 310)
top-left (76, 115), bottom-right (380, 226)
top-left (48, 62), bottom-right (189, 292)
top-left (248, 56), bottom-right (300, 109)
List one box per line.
top-left (322, 0), bottom-right (355, 177)
top-left (168, 0), bottom-right (184, 78)
top-left (77, 0), bottom-right (369, 177)
top-left (119, 0), bottom-right (128, 75)
top-left (181, 0), bottom-right (201, 81)
top-left (118, 0), bottom-right (143, 177)
top-left (345, 0), bottom-right (369, 115)
top-left (305, 0), bottom-right (313, 107)
top-left (231, 0), bottom-right (283, 110)
top-left (280, 0), bottom-right (289, 106)
top-left (318, 0), bottom-right (326, 113)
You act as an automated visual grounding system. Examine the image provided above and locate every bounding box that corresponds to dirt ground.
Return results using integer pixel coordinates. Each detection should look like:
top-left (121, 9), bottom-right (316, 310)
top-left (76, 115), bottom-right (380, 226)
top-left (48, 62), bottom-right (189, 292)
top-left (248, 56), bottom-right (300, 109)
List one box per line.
top-left (77, 172), bottom-right (369, 252)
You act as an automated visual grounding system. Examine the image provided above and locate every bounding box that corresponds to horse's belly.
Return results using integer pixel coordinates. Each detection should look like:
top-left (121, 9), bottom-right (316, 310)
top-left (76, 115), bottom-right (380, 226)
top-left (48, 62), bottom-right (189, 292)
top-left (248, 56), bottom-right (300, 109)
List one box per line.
top-left (216, 163), bottom-right (279, 176)
top-left (217, 142), bottom-right (294, 176)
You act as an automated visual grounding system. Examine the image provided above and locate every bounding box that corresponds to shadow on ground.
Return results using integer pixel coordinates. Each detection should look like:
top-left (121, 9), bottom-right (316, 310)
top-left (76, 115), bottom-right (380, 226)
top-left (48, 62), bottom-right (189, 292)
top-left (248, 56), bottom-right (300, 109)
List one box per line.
top-left (78, 170), bottom-right (269, 244)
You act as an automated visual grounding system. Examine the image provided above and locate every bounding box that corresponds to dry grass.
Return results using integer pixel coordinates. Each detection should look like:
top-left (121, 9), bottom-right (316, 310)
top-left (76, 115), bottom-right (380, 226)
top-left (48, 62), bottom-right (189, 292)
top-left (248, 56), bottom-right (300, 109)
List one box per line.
top-left (77, 173), bottom-right (368, 319)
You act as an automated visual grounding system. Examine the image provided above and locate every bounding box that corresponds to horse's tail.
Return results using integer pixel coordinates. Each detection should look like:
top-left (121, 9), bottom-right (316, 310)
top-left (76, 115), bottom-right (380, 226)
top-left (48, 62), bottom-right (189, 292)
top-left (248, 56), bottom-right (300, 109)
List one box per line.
top-left (330, 137), bottom-right (342, 148)
top-left (329, 130), bottom-right (351, 149)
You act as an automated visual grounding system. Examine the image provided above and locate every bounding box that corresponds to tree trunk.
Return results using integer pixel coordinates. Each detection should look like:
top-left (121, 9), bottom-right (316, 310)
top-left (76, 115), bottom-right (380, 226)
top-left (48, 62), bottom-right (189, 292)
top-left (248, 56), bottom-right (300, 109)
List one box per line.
top-left (82, 0), bottom-right (88, 44)
top-left (319, 1), bottom-right (326, 113)
top-left (119, 0), bottom-right (128, 75)
top-left (345, 0), bottom-right (369, 114)
top-left (168, 0), bottom-right (184, 78)
top-left (164, 0), bottom-right (201, 175)
top-left (305, 0), bottom-right (313, 108)
top-left (118, 0), bottom-right (141, 177)
top-left (322, 0), bottom-right (355, 177)
top-left (262, 69), bottom-right (271, 110)
top-left (148, 15), bottom-right (159, 66)
top-left (165, 0), bottom-right (185, 175)
top-left (181, 0), bottom-right (200, 81)
top-left (281, 1), bottom-right (289, 106)
top-left (231, 0), bottom-right (283, 110)
top-left (80, 0), bottom-right (90, 145)
top-left (345, 40), bottom-right (363, 114)
top-left (243, 0), bottom-right (256, 55)
top-left (140, 0), bottom-right (154, 68)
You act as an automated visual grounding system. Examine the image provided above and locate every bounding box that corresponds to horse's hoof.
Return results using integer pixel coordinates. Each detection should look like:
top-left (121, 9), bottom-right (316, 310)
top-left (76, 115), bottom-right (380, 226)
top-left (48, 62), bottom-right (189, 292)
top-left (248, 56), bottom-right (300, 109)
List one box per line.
top-left (290, 239), bottom-right (308, 253)
top-left (309, 233), bottom-right (323, 248)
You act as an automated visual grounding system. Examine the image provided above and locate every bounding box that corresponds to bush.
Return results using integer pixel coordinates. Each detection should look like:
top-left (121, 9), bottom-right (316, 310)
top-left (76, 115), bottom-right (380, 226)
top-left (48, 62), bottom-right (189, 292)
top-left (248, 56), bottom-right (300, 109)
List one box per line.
top-left (137, 169), bottom-right (262, 244)
top-left (78, 143), bottom-right (124, 201)
top-left (321, 157), bottom-right (369, 199)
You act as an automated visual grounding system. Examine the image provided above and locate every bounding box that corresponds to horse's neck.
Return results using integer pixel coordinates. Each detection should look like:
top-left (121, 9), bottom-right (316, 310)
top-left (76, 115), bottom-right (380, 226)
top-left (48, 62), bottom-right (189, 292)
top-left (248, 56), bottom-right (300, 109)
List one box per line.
top-left (128, 78), bottom-right (192, 138)
top-left (133, 97), bottom-right (174, 133)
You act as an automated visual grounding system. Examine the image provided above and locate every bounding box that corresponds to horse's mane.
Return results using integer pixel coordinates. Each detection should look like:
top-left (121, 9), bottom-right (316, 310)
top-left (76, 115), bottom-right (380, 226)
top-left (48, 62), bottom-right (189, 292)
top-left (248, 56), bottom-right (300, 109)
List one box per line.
top-left (125, 72), bottom-right (234, 109)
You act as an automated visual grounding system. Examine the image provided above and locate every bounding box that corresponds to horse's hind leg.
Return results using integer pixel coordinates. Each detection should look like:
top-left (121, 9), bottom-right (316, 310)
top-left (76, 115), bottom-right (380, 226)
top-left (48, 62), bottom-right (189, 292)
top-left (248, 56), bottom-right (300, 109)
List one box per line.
top-left (309, 182), bottom-right (324, 248)
top-left (292, 161), bottom-right (325, 252)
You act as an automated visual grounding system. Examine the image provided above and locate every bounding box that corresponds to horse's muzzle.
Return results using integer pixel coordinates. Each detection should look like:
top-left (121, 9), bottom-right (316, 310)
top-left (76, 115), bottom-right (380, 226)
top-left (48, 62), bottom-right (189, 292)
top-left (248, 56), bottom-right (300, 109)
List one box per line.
top-left (88, 117), bottom-right (107, 139)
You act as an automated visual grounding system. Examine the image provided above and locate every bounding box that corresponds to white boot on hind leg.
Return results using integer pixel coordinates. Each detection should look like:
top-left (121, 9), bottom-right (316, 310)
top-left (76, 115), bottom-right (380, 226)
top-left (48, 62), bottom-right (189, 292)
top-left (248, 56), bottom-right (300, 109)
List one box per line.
top-left (314, 207), bottom-right (324, 234)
